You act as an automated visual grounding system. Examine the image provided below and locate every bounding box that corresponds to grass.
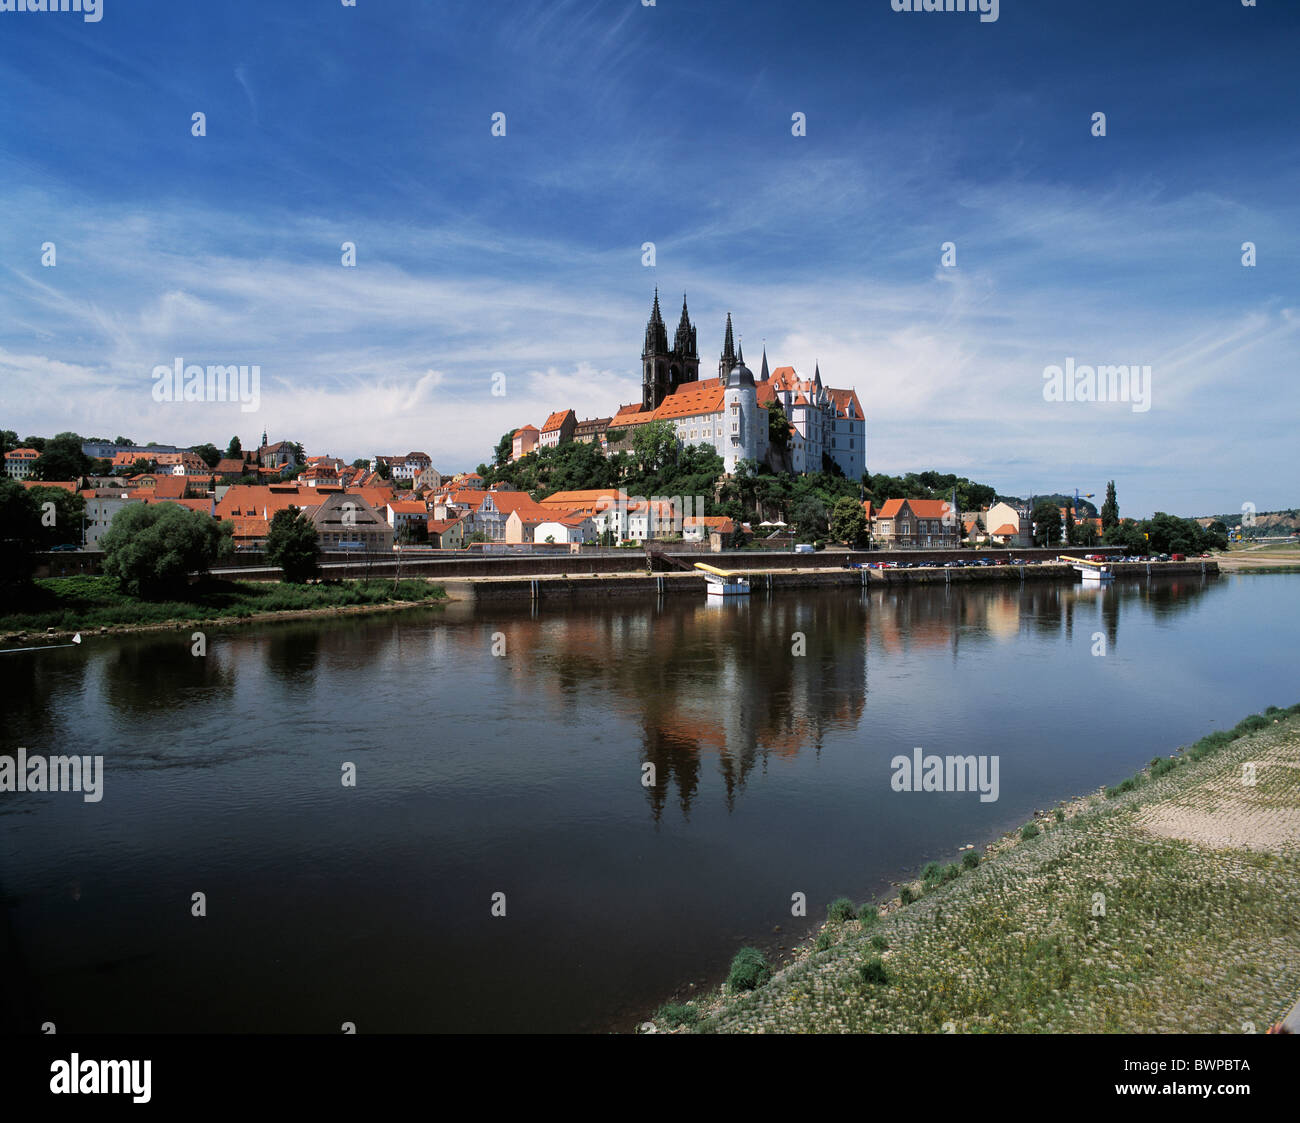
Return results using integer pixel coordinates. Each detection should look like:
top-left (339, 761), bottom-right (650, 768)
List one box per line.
top-left (827, 897), bottom-right (858, 923)
top-left (726, 947), bottom-right (773, 992)
top-left (0, 575), bottom-right (446, 634)
top-left (679, 704), bottom-right (1300, 1034)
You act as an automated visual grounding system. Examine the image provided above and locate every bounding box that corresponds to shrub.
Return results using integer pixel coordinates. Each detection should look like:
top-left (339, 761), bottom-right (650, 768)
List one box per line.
top-left (1150, 756), bottom-right (1178, 779)
top-left (1020, 823), bottom-right (1040, 840)
top-left (961, 849), bottom-right (980, 870)
top-left (870, 934), bottom-right (889, 951)
top-left (1233, 713), bottom-right (1269, 736)
top-left (1054, 808), bottom-right (1065, 822)
top-left (814, 930), bottom-right (833, 953)
top-left (726, 947), bottom-right (773, 992)
top-left (941, 863), bottom-right (961, 883)
top-left (654, 1002), bottom-right (699, 1029)
top-left (899, 886), bottom-right (915, 905)
top-left (860, 958), bottom-right (889, 985)
top-left (827, 897), bottom-right (857, 923)
top-left (859, 905), bottom-right (878, 927)
top-left (921, 861), bottom-right (942, 886)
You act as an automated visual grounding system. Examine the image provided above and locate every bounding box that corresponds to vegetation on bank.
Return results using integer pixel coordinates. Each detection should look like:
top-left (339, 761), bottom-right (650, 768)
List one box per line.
top-left (0, 575), bottom-right (446, 635)
top-left (642, 704), bottom-right (1300, 1034)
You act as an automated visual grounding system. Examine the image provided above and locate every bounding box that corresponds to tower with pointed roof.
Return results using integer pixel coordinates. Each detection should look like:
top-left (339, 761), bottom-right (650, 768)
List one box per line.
top-left (718, 313), bottom-right (738, 381)
top-left (642, 289), bottom-right (699, 410)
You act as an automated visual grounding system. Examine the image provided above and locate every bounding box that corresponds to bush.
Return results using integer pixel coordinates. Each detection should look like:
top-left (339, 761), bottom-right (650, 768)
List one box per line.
top-left (859, 905), bottom-right (878, 927)
top-left (921, 861), bottom-right (942, 886)
top-left (726, 947), bottom-right (773, 992)
top-left (899, 886), bottom-right (915, 905)
top-left (814, 930), bottom-right (833, 953)
top-left (870, 934), bottom-right (889, 951)
top-left (654, 1002), bottom-right (699, 1029)
top-left (941, 863), bottom-right (961, 883)
top-left (860, 958), bottom-right (889, 985)
top-left (101, 502), bottom-right (231, 597)
top-left (827, 897), bottom-right (857, 923)
top-left (1233, 713), bottom-right (1269, 736)
top-left (1150, 756), bottom-right (1178, 779)
top-left (961, 849), bottom-right (980, 870)
top-left (1054, 808), bottom-right (1065, 822)
top-left (1020, 823), bottom-right (1040, 840)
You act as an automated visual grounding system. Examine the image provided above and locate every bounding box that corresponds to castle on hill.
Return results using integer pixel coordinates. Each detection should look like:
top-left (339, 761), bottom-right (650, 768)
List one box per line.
top-left (512, 290), bottom-right (865, 479)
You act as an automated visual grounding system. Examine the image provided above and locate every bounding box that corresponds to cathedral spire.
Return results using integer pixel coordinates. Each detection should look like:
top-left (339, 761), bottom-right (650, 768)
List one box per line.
top-left (760, 343), bottom-right (769, 382)
top-left (719, 313), bottom-right (737, 379)
top-left (673, 292), bottom-right (697, 358)
top-left (643, 288), bottom-right (668, 357)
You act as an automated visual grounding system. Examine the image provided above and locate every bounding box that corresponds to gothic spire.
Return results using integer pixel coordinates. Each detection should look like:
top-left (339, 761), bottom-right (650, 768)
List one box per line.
top-left (673, 292), bottom-right (696, 357)
top-left (643, 288), bottom-right (668, 356)
top-left (760, 344), bottom-right (770, 382)
top-left (719, 312), bottom-right (737, 379)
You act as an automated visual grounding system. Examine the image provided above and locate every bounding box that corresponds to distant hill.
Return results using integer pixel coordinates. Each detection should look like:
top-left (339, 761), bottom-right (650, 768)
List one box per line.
top-left (1197, 509), bottom-right (1299, 534)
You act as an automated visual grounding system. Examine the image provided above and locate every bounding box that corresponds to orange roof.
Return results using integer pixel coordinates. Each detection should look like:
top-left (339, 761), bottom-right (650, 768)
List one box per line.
top-left (826, 387), bottom-right (864, 420)
top-left (876, 498), bottom-right (952, 520)
top-left (427, 518), bottom-right (462, 533)
top-left (652, 378), bottom-right (725, 419)
top-left (5, 447), bottom-right (39, 458)
top-left (541, 409), bottom-right (574, 433)
top-left (22, 479), bottom-right (77, 492)
top-left (540, 488), bottom-right (623, 508)
top-left (862, 501), bottom-right (873, 519)
top-left (993, 523), bottom-right (1018, 536)
top-left (387, 500), bottom-right (427, 514)
top-left (514, 425), bottom-right (539, 435)
top-left (611, 403), bottom-right (644, 422)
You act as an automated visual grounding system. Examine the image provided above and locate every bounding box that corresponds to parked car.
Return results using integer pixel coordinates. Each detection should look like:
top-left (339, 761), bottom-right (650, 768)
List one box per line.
top-left (794, 543), bottom-right (815, 554)
top-left (50, 543), bottom-right (80, 552)
top-left (1171, 553), bottom-right (1185, 561)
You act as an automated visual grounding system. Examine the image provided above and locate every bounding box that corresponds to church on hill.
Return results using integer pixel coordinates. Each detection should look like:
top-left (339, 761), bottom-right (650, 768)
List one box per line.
top-left (615, 290), bottom-right (866, 479)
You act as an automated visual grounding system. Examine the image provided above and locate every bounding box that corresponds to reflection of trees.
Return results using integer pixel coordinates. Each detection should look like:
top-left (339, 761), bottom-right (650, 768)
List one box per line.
top-left (98, 637), bottom-right (235, 717)
top-left (0, 649), bottom-right (63, 752)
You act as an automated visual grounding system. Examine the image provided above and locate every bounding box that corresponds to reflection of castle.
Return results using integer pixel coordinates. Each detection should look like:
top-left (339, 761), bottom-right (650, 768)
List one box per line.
top-left (447, 598), bottom-right (868, 819)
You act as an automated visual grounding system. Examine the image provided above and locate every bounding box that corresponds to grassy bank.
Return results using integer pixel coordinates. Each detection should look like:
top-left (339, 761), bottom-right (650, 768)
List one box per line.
top-left (649, 705), bottom-right (1300, 1034)
top-left (0, 575), bottom-right (447, 637)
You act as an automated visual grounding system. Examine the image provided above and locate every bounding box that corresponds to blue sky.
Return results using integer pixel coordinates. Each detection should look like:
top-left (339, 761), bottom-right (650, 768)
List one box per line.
top-left (1, 0), bottom-right (1296, 516)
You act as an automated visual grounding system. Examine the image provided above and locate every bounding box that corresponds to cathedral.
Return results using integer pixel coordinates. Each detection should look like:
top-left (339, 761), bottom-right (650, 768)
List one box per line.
top-left (625, 290), bottom-right (867, 479)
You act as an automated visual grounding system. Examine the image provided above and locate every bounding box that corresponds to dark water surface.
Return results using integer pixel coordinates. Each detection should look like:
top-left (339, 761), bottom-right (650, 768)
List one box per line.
top-left (2, 573), bottom-right (1297, 1033)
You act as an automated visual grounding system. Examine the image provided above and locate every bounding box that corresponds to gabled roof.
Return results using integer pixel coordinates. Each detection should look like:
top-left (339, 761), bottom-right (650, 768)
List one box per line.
top-left (993, 523), bottom-right (1018, 536)
top-left (654, 377), bottom-right (726, 419)
top-left (541, 409), bottom-right (575, 433)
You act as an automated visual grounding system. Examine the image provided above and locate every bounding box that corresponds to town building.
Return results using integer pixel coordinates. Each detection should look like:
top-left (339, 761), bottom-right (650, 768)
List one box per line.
top-left (872, 498), bottom-right (960, 549)
top-left (4, 448), bottom-right (40, 479)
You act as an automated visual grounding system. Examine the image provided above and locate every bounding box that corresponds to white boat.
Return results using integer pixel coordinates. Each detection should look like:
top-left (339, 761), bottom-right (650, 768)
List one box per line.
top-left (695, 562), bottom-right (751, 597)
top-left (1061, 555), bottom-right (1114, 583)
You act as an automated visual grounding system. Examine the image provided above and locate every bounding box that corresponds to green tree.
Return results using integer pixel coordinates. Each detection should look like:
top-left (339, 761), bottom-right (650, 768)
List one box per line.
top-left (1031, 499), bottom-right (1062, 547)
top-left (114, 435), bottom-right (134, 447)
top-left (631, 420), bottom-right (678, 478)
top-left (791, 496), bottom-right (828, 541)
top-left (1100, 480), bottom-right (1119, 531)
top-left (830, 496), bottom-right (867, 545)
top-left (492, 430), bottom-right (515, 468)
top-left (191, 443), bottom-right (222, 469)
top-left (0, 478), bottom-right (42, 584)
top-left (767, 403), bottom-right (791, 451)
top-left (0, 429), bottom-right (18, 457)
top-left (101, 503), bottom-right (231, 597)
top-left (33, 431), bottom-right (90, 481)
top-left (265, 507), bottom-right (320, 583)
top-left (1064, 507), bottom-right (1077, 546)
top-left (226, 436), bottom-right (243, 460)
top-left (375, 460), bottom-right (392, 480)
top-left (27, 485), bottom-right (86, 549)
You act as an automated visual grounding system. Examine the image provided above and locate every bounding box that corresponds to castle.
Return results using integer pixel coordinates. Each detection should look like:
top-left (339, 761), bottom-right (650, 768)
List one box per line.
top-left (511, 291), bottom-right (866, 480)
top-left (620, 290), bottom-right (866, 478)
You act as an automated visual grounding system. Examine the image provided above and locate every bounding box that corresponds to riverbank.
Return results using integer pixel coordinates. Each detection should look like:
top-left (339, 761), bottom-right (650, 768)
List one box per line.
top-left (0, 576), bottom-right (448, 643)
top-left (648, 704), bottom-right (1300, 1033)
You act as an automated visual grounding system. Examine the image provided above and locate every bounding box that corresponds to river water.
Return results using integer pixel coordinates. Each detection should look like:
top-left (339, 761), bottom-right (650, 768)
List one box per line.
top-left (2, 572), bottom-right (1296, 1032)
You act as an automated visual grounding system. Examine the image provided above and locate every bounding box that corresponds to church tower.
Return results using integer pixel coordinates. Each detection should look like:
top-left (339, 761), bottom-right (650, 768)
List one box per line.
top-left (643, 290), bottom-right (699, 410)
top-left (641, 288), bottom-right (671, 411)
top-left (718, 313), bottom-right (738, 381)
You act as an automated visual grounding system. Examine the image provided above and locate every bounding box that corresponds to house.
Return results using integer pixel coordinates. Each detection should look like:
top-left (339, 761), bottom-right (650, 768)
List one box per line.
top-left (300, 463), bottom-right (341, 488)
top-left (985, 501), bottom-right (1031, 547)
top-left (4, 448), bottom-right (40, 479)
top-left (78, 489), bottom-right (142, 548)
top-left (427, 517), bottom-right (464, 550)
top-left (683, 515), bottom-right (734, 543)
top-left (213, 457), bottom-right (250, 481)
top-left (414, 464), bottom-right (443, 491)
top-left (310, 492), bottom-right (393, 552)
top-left (873, 498), bottom-right (960, 549)
top-left (505, 502), bottom-right (562, 543)
top-left (386, 499), bottom-right (429, 536)
top-left (539, 409), bottom-right (577, 449)
top-left (534, 515), bottom-right (597, 544)
top-left (573, 417), bottom-right (611, 444)
top-left (511, 425), bottom-right (540, 461)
